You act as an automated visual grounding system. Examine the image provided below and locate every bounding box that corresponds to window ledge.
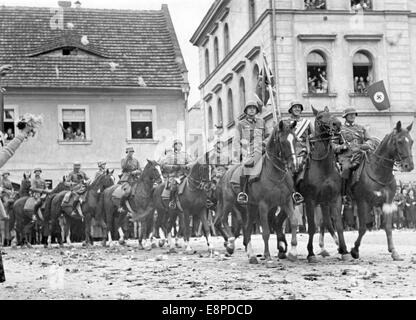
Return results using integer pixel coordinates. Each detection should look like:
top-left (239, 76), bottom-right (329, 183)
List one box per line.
top-left (126, 139), bottom-right (159, 144)
top-left (302, 92), bottom-right (337, 98)
top-left (349, 92), bottom-right (369, 97)
top-left (58, 140), bottom-right (92, 145)
top-left (227, 120), bottom-right (235, 128)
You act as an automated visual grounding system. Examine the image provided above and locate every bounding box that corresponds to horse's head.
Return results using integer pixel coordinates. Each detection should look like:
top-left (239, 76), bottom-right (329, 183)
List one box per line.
top-left (144, 159), bottom-right (163, 185)
top-left (312, 106), bottom-right (341, 137)
top-left (20, 172), bottom-right (31, 195)
top-left (268, 120), bottom-right (298, 170)
top-left (390, 121), bottom-right (414, 172)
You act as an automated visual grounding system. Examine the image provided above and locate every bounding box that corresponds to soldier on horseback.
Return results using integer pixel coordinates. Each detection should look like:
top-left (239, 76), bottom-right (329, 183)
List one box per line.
top-left (118, 147), bottom-right (141, 213)
top-left (334, 107), bottom-right (372, 198)
top-left (232, 100), bottom-right (266, 205)
top-left (159, 139), bottom-right (193, 209)
top-left (95, 160), bottom-right (107, 180)
top-left (30, 168), bottom-right (50, 221)
top-left (63, 161), bottom-right (90, 218)
top-left (283, 101), bottom-right (312, 204)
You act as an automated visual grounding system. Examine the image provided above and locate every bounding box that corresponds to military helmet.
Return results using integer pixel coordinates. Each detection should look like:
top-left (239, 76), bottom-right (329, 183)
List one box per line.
top-left (33, 168), bottom-right (42, 173)
top-left (288, 101), bottom-right (304, 114)
top-left (342, 107), bottom-right (358, 118)
top-left (97, 160), bottom-right (106, 167)
top-left (126, 147), bottom-right (134, 153)
top-left (2, 171), bottom-right (10, 177)
top-left (73, 161), bottom-right (81, 168)
top-left (173, 139), bottom-right (183, 147)
top-left (243, 100), bottom-right (261, 114)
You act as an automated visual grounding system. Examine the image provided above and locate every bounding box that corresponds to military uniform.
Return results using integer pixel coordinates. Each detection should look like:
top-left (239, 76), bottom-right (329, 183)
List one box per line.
top-left (159, 140), bottom-right (193, 208)
top-left (94, 161), bottom-right (106, 181)
top-left (209, 141), bottom-right (231, 182)
top-left (117, 147), bottom-right (141, 212)
top-left (64, 162), bottom-right (89, 217)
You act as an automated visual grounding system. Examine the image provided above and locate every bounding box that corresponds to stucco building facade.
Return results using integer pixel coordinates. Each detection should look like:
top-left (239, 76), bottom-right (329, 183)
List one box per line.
top-left (191, 0), bottom-right (416, 181)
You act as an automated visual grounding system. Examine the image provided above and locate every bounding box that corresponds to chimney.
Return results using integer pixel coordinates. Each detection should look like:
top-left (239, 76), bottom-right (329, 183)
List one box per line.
top-left (58, 1), bottom-right (72, 8)
top-left (74, 1), bottom-right (81, 8)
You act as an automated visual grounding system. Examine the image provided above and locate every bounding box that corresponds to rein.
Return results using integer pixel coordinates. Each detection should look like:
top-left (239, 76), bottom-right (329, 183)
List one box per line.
top-left (364, 153), bottom-right (395, 187)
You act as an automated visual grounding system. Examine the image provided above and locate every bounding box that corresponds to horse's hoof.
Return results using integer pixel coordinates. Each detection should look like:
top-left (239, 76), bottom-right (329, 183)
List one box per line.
top-left (392, 252), bottom-right (404, 261)
top-left (119, 239), bottom-right (126, 246)
top-left (138, 244), bottom-right (144, 250)
top-left (318, 250), bottom-right (330, 257)
top-left (82, 241), bottom-right (87, 247)
top-left (307, 255), bottom-right (318, 263)
top-left (287, 253), bottom-right (297, 262)
top-left (175, 243), bottom-right (181, 248)
top-left (158, 239), bottom-right (166, 248)
top-left (168, 248), bottom-right (177, 254)
top-left (223, 241), bottom-right (228, 248)
top-left (342, 254), bottom-right (353, 262)
top-left (249, 256), bottom-right (259, 264)
top-left (350, 248), bottom-right (359, 259)
top-left (26, 243), bottom-right (33, 249)
top-left (226, 245), bottom-right (235, 255)
top-left (151, 242), bottom-right (157, 249)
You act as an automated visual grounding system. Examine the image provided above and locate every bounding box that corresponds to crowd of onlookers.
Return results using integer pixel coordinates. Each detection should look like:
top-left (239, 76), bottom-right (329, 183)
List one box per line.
top-left (304, 0), bottom-right (326, 9)
top-left (304, 1), bottom-right (372, 10)
top-left (308, 69), bottom-right (328, 94)
top-left (351, 0), bottom-right (372, 10)
top-left (354, 75), bottom-right (373, 94)
top-left (392, 183), bottom-right (416, 230)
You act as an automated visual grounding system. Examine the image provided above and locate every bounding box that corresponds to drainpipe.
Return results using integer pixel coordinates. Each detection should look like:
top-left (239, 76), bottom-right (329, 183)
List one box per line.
top-left (269, 0), bottom-right (280, 121)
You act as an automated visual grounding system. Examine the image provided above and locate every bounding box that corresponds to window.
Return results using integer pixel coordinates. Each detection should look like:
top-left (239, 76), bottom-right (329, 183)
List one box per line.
top-left (62, 46), bottom-right (78, 56)
top-left (351, 0), bottom-right (372, 10)
top-left (249, 0), bottom-right (256, 28)
top-left (353, 51), bottom-right (373, 93)
top-left (252, 64), bottom-right (259, 93)
top-left (208, 106), bottom-right (214, 140)
top-left (214, 37), bottom-right (219, 67)
top-left (205, 49), bottom-right (210, 77)
top-left (307, 51), bottom-right (328, 94)
top-left (223, 24), bottom-right (230, 56)
top-left (3, 108), bottom-right (17, 141)
top-left (304, 0), bottom-right (326, 10)
top-left (227, 89), bottom-right (234, 125)
top-left (59, 107), bottom-right (89, 142)
top-left (239, 77), bottom-right (246, 112)
top-left (130, 109), bottom-right (153, 139)
top-left (217, 98), bottom-right (223, 128)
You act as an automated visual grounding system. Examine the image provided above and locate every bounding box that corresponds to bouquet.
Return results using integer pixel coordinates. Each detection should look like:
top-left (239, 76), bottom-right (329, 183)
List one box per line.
top-left (17, 113), bottom-right (43, 137)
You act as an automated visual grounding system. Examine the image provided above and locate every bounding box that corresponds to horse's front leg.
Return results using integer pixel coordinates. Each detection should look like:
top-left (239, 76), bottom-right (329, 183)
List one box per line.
top-left (350, 199), bottom-right (369, 259)
top-left (183, 209), bottom-right (193, 254)
top-left (199, 208), bottom-right (213, 255)
top-left (382, 201), bottom-right (403, 261)
top-left (284, 202), bottom-right (299, 262)
top-left (244, 205), bottom-right (257, 264)
top-left (83, 212), bottom-right (92, 247)
top-left (258, 201), bottom-right (271, 261)
top-left (274, 208), bottom-right (288, 259)
top-left (330, 198), bottom-right (352, 261)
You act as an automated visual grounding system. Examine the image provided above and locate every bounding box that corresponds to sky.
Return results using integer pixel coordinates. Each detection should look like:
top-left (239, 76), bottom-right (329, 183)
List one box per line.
top-left (0, 0), bottom-right (214, 106)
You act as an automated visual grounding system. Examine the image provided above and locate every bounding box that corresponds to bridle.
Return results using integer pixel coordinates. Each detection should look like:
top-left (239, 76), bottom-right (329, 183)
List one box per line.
top-left (187, 164), bottom-right (212, 192)
top-left (310, 115), bottom-right (338, 161)
top-left (265, 129), bottom-right (294, 177)
top-left (372, 132), bottom-right (412, 170)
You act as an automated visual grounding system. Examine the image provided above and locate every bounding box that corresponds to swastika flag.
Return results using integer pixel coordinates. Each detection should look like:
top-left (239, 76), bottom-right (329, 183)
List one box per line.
top-left (366, 80), bottom-right (391, 111)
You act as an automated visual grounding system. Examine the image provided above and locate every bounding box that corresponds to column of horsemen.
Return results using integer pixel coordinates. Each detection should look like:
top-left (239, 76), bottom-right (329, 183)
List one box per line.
top-left (0, 100), bottom-right (380, 247)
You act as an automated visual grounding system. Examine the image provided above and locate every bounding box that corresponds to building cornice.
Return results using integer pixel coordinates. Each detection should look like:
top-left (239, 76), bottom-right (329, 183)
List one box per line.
top-left (218, 7), bottom-right (230, 22)
top-left (298, 34), bottom-right (337, 41)
top-left (344, 34), bottom-right (383, 41)
top-left (203, 92), bottom-right (213, 102)
top-left (221, 72), bottom-right (233, 84)
top-left (212, 83), bottom-right (223, 94)
top-left (245, 46), bottom-right (261, 61)
top-left (232, 60), bottom-right (246, 73)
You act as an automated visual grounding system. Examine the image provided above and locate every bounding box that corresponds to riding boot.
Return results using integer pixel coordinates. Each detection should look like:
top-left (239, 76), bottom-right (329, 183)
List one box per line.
top-left (237, 176), bottom-right (248, 205)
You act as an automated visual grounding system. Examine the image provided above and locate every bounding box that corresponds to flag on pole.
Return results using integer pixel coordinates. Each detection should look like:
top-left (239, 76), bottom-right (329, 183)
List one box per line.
top-left (366, 80), bottom-right (391, 111)
top-left (255, 52), bottom-right (275, 107)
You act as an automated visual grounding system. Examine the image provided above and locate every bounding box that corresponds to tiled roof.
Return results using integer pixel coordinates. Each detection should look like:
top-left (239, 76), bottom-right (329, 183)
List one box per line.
top-left (0, 5), bottom-right (187, 89)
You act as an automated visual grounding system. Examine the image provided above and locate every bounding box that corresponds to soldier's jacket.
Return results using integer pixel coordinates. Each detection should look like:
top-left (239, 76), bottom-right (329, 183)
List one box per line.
top-left (232, 116), bottom-right (265, 164)
top-left (120, 157), bottom-right (141, 182)
top-left (1, 178), bottom-right (14, 199)
top-left (31, 176), bottom-right (46, 193)
top-left (94, 168), bottom-right (105, 180)
top-left (68, 170), bottom-right (89, 185)
top-left (336, 122), bottom-right (371, 159)
top-left (283, 115), bottom-right (314, 156)
top-left (159, 150), bottom-right (193, 177)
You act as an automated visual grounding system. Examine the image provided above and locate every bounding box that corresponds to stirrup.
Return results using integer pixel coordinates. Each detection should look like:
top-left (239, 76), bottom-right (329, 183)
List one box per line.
top-left (168, 200), bottom-right (177, 209)
top-left (237, 192), bottom-right (248, 205)
top-left (292, 192), bottom-right (304, 205)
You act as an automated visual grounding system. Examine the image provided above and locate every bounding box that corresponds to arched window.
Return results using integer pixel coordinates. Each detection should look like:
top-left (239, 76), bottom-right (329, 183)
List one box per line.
top-left (249, 0), bottom-right (256, 28)
top-left (353, 50), bottom-right (373, 93)
top-left (223, 24), bottom-right (230, 56)
top-left (252, 64), bottom-right (260, 93)
top-left (307, 51), bottom-right (328, 94)
top-left (205, 49), bottom-right (210, 77)
top-left (208, 106), bottom-right (213, 139)
top-left (239, 77), bottom-right (246, 113)
top-left (217, 98), bottom-right (223, 128)
top-left (227, 89), bottom-right (234, 124)
top-left (214, 37), bottom-right (219, 67)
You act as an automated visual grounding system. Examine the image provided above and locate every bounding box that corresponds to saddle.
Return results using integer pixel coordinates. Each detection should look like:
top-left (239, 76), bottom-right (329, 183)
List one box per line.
top-left (24, 197), bottom-right (39, 212)
top-left (61, 192), bottom-right (77, 208)
top-left (230, 158), bottom-right (264, 187)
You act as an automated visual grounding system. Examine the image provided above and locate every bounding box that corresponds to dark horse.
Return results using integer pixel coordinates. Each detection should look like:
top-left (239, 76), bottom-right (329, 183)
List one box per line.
top-left (216, 120), bottom-right (299, 264)
top-left (294, 106), bottom-right (352, 262)
top-left (153, 156), bottom-right (212, 253)
top-left (348, 121), bottom-right (413, 260)
top-left (9, 173), bottom-right (33, 247)
top-left (49, 170), bottom-right (115, 246)
top-left (101, 160), bottom-right (162, 247)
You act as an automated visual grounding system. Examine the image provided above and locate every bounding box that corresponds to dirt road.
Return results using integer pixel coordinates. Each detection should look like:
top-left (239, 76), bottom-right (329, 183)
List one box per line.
top-left (1, 230), bottom-right (416, 300)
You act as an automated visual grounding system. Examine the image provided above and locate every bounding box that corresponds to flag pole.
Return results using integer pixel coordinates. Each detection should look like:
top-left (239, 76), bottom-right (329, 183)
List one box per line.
top-left (262, 52), bottom-right (280, 123)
